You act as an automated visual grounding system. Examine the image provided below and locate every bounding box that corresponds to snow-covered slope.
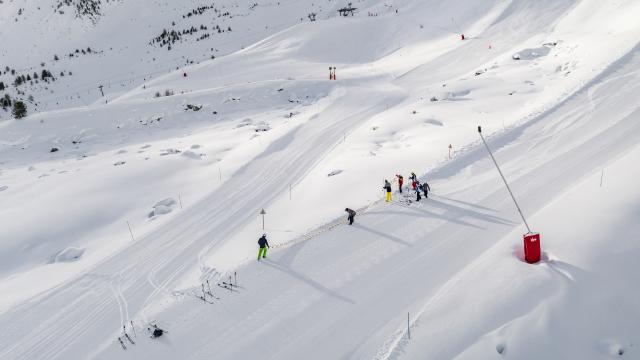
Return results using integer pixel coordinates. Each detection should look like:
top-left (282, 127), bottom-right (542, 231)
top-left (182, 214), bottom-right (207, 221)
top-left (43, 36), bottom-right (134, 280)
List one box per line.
top-left (0, 0), bottom-right (344, 113)
top-left (1, 0), bottom-right (639, 359)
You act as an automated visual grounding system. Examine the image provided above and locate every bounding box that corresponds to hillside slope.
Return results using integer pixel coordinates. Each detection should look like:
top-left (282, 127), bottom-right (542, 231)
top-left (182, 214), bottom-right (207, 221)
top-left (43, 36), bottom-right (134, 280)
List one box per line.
top-left (1, 0), bottom-right (639, 359)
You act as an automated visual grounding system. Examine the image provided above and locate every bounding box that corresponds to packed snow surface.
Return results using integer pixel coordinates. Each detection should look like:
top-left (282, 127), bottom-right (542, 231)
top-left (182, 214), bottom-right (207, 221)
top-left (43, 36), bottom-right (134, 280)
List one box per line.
top-left (1, 0), bottom-right (640, 359)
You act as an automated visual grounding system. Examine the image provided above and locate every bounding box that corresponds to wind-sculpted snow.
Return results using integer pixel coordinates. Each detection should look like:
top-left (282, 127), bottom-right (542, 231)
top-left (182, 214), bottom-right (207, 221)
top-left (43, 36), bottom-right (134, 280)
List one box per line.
top-left (1, 0), bottom-right (640, 359)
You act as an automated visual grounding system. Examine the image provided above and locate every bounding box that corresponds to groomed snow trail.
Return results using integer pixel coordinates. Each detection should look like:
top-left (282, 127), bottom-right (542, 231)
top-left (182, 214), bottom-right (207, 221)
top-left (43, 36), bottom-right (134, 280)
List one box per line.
top-left (0, 82), bottom-right (406, 360)
top-left (2, 0), bottom-right (640, 359)
top-left (94, 42), bottom-right (640, 360)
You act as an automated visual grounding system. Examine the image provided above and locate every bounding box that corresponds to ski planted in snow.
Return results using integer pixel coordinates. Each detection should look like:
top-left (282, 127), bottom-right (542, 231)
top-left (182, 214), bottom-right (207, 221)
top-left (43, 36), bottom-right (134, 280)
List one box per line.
top-left (118, 337), bottom-right (127, 350)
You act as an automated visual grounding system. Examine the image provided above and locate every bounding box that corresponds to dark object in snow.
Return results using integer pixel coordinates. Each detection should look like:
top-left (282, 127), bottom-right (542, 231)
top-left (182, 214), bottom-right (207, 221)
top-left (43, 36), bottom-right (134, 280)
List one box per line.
top-left (185, 104), bottom-right (202, 111)
top-left (212, 111), bottom-right (218, 115)
top-left (50, 147), bottom-right (59, 153)
top-left (150, 325), bottom-right (164, 338)
top-left (337, 4), bottom-right (357, 16)
top-left (430, 96), bottom-right (438, 102)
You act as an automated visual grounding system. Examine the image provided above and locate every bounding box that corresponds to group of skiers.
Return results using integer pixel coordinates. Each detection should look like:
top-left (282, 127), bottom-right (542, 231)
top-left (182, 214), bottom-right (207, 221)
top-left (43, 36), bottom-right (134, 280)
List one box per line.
top-left (257, 172), bottom-right (430, 260)
top-left (383, 172), bottom-right (430, 203)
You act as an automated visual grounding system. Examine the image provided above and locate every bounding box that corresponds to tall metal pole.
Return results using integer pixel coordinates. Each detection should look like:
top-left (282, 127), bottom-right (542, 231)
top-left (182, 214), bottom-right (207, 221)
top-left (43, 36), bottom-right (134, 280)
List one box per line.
top-left (477, 126), bottom-right (531, 233)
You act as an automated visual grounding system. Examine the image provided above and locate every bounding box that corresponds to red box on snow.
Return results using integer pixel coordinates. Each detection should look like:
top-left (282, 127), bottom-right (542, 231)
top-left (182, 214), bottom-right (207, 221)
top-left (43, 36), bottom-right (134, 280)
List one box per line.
top-left (523, 232), bottom-right (541, 263)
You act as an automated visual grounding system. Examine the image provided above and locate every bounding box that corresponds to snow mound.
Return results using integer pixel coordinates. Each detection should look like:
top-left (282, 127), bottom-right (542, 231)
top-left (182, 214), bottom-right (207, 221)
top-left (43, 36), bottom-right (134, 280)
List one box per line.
top-left (434, 89), bottom-right (471, 101)
top-left (424, 119), bottom-right (444, 126)
top-left (148, 198), bottom-right (177, 218)
top-left (254, 122), bottom-right (271, 132)
top-left (160, 148), bottom-right (181, 156)
top-left (236, 119), bottom-right (253, 128)
top-left (181, 150), bottom-right (202, 160)
top-left (53, 247), bottom-right (85, 263)
top-left (512, 45), bottom-right (552, 60)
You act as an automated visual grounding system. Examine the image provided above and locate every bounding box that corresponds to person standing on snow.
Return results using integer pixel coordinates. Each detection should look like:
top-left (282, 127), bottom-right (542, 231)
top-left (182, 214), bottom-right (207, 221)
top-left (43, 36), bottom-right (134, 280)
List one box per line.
top-left (410, 172), bottom-right (417, 190)
top-left (422, 180), bottom-right (431, 198)
top-left (257, 233), bottom-right (269, 260)
top-left (345, 208), bottom-right (356, 225)
top-left (384, 180), bottom-right (392, 202)
top-left (415, 181), bottom-right (422, 202)
top-left (396, 174), bottom-right (404, 193)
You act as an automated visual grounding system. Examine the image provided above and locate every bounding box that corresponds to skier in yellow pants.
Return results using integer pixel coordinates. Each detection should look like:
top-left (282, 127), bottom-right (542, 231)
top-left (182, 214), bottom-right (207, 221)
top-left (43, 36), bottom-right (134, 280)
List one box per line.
top-left (257, 233), bottom-right (269, 260)
top-left (383, 179), bottom-right (392, 202)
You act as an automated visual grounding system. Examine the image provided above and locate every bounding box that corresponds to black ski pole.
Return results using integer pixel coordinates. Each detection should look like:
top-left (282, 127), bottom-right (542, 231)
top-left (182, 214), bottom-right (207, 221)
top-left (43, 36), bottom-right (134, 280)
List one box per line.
top-left (234, 271), bottom-right (237, 286)
top-left (201, 284), bottom-right (206, 302)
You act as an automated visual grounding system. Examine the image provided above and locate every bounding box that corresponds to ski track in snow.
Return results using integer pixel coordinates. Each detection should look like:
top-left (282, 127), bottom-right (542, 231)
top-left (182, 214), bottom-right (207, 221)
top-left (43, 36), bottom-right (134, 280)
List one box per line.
top-left (0, 83), bottom-right (406, 360)
top-left (2, 1), bottom-right (640, 359)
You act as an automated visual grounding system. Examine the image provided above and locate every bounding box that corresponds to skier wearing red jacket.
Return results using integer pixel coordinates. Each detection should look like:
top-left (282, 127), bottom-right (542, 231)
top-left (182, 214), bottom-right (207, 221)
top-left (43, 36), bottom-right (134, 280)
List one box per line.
top-left (410, 172), bottom-right (417, 190)
top-left (396, 174), bottom-right (404, 193)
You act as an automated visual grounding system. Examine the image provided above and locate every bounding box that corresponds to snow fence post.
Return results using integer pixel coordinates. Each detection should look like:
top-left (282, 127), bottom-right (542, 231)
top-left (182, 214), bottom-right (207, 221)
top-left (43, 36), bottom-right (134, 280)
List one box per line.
top-left (260, 208), bottom-right (266, 230)
top-left (600, 169), bottom-right (604, 187)
top-left (407, 312), bottom-right (410, 339)
top-left (126, 221), bottom-right (135, 242)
